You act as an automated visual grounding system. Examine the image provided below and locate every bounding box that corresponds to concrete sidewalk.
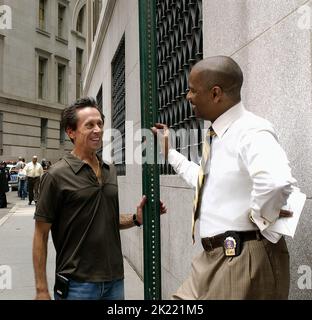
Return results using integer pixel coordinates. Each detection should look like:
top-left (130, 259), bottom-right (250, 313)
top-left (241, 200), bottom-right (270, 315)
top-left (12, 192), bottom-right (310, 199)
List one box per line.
top-left (0, 192), bottom-right (143, 300)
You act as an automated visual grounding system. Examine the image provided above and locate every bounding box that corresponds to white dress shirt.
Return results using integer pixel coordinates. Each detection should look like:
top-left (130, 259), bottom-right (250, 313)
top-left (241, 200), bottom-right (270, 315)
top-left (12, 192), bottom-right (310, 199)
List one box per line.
top-left (168, 102), bottom-right (297, 243)
top-left (25, 162), bottom-right (44, 178)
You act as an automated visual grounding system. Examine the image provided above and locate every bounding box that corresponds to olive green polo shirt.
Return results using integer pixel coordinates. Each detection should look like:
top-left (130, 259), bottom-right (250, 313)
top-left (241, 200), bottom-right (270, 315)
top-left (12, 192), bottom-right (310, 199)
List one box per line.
top-left (34, 153), bottom-right (124, 282)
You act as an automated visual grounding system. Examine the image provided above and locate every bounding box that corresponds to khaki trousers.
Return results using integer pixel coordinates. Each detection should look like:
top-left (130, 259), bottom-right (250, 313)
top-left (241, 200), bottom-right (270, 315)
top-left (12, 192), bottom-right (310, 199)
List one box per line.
top-left (172, 237), bottom-right (289, 300)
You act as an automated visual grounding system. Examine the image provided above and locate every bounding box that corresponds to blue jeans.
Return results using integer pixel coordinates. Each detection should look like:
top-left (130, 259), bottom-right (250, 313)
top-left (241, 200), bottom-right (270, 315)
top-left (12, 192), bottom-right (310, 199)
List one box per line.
top-left (19, 179), bottom-right (27, 199)
top-left (54, 278), bottom-right (125, 300)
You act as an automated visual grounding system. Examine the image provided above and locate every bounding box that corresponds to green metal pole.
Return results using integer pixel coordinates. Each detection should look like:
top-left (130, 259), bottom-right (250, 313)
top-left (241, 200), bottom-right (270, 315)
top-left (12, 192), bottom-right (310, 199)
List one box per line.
top-left (138, 0), bottom-right (161, 300)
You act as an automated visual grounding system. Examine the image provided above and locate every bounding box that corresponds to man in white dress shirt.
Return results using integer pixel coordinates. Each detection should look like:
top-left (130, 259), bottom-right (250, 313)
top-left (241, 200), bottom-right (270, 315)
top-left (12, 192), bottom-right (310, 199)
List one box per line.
top-left (152, 56), bottom-right (296, 299)
top-left (25, 155), bottom-right (43, 205)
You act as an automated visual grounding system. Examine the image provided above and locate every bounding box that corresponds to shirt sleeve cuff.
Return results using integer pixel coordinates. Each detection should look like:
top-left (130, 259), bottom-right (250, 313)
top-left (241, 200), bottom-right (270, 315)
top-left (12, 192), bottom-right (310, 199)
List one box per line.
top-left (249, 210), bottom-right (274, 232)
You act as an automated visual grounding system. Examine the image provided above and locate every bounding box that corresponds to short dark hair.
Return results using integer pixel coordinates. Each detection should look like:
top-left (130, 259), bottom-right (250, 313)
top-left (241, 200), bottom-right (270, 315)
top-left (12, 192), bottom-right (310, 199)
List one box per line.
top-left (61, 97), bottom-right (105, 132)
top-left (193, 56), bottom-right (244, 103)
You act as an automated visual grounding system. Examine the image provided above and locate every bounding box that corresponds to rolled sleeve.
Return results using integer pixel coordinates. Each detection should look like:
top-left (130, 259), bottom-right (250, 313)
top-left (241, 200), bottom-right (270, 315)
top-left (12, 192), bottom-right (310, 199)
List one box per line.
top-left (168, 149), bottom-right (199, 188)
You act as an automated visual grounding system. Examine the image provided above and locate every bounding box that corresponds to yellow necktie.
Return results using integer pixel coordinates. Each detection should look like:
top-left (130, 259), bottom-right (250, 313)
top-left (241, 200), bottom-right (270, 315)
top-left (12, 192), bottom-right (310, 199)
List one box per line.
top-left (192, 127), bottom-right (216, 243)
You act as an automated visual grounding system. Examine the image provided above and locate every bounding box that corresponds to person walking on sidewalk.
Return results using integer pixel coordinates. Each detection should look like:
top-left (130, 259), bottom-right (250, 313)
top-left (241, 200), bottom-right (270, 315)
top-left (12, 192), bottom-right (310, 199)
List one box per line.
top-left (152, 56), bottom-right (297, 299)
top-left (15, 156), bottom-right (24, 170)
top-left (18, 161), bottom-right (27, 200)
top-left (16, 157), bottom-right (26, 198)
top-left (25, 156), bottom-right (43, 205)
top-left (33, 97), bottom-right (166, 300)
top-left (0, 161), bottom-right (9, 208)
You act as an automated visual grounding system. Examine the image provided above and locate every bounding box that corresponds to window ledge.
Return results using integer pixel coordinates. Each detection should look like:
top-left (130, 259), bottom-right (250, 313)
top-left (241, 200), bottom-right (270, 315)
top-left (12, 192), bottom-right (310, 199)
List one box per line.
top-left (56, 101), bottom-right (66, 106)
top-left (55, 36), bottom-right (68, 45)
top-left (36, 28), bottom-right (51, 38)
top-left (71, 30), bottom-right (86, 41)
top-left (38, 98), bottom-right (48, 102)
top-left (59, 0), bottom-right (70, 5)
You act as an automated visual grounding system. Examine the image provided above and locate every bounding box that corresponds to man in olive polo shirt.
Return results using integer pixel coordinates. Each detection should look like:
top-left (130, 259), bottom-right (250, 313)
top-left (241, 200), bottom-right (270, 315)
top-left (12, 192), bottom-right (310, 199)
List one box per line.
top-left (33, 97), bottom-right (166, 300)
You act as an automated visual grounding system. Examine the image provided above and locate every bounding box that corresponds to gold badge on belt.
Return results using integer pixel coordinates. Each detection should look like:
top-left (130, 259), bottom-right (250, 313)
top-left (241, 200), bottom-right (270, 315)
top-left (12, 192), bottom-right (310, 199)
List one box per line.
top-left (223, 231), bottom-right (241, 257)
top-left (224, 237), bottom-right (237, 256)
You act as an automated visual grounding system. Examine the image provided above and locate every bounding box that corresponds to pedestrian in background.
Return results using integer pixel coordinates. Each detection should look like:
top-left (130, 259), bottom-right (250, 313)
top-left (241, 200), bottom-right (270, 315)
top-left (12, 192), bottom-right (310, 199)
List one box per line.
top-left (16, 156), bottom-right (24, 169)
top-left (25, 156), bottom-right (43, 205)
top-left (0, 161), bottom-right (9, 208)
top-left (41, 159), bottom-right (52, 173)
top-left (18, 161), bottom-right (27, 200)
top-left (16, 157), bottom-right (26, 198)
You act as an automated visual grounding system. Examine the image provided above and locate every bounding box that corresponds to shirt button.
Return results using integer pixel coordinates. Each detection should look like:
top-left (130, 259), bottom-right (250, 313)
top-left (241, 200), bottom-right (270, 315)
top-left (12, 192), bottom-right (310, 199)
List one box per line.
top-left (263, 221), bottom-right (267, 225)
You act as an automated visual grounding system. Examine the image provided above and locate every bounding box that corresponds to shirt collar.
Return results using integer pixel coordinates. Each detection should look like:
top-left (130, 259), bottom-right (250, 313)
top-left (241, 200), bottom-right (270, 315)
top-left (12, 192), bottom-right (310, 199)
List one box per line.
top-left (212, 102), bottom-right (246, 138)
top-left (63, 152), bottom-right (108, 174)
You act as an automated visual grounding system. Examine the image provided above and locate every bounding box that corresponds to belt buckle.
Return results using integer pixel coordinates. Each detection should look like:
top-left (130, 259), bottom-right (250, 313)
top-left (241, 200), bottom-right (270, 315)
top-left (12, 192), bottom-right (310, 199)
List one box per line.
top-left (223, 231), bottom-right (241, 257)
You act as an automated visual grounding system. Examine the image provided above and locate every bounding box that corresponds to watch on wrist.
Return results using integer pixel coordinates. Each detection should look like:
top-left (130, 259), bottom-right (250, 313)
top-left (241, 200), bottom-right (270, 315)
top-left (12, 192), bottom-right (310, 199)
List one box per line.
top-left (133, 214), bottom-right (141, 227)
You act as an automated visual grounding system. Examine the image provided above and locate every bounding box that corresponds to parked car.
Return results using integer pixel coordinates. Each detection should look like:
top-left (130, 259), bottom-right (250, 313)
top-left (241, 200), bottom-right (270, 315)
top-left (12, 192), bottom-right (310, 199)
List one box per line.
top-left (6, 164), bottom-right (19, 191)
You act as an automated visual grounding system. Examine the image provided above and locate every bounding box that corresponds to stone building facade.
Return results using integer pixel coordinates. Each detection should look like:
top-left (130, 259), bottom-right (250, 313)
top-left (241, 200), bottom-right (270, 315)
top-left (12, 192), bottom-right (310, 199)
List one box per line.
top-left (0, 0), bottom-right (87, 163)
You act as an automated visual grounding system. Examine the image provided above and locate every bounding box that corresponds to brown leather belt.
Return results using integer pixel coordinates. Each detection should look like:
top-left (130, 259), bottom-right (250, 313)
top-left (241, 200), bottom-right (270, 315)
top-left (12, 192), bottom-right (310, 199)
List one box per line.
top-left (201, 230), bottom-right (263, 252)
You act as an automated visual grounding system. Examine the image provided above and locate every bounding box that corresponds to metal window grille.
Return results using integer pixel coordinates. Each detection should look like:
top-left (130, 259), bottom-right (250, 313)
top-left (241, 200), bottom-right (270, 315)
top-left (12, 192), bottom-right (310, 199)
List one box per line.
top-left (157, 0), bottom-right (203, 174)
top-left (96, 85), bottom-right (103, 157)
top-left (111, 36), bottom-right (126, 176)
top-left (96, 85), bottom-right (103, 114)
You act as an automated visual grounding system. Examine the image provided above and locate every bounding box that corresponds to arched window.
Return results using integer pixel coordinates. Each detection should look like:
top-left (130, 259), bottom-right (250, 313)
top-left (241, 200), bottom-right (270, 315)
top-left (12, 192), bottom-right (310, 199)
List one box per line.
top-left (76, 5), bottom-right (85, 34)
